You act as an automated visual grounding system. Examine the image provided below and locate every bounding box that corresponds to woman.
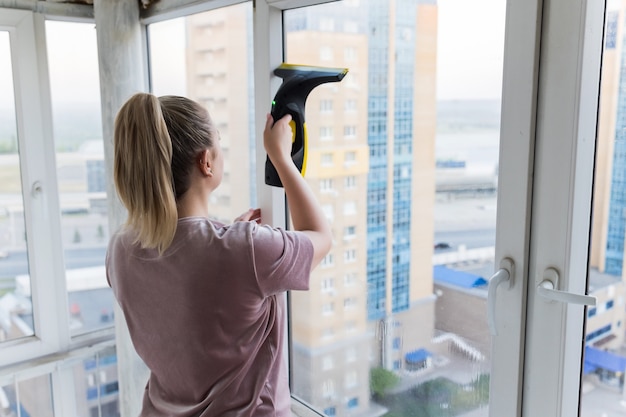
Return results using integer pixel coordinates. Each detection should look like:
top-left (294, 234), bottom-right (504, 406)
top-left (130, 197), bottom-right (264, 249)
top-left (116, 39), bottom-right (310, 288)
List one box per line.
top-left (106, 93), bottom-right (332, 416)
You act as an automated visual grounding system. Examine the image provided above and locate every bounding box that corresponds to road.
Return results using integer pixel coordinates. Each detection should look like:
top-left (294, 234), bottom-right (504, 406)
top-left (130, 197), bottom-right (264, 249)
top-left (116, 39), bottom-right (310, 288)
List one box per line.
top-left (0, 246), bottom-right (106, 278)
top-left (434, 228), bottom-right (495, 250)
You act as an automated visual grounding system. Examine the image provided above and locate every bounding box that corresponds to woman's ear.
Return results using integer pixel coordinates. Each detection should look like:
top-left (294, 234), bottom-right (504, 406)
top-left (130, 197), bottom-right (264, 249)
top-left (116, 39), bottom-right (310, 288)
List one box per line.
top-left (198, 149), bottom-right (212, 176)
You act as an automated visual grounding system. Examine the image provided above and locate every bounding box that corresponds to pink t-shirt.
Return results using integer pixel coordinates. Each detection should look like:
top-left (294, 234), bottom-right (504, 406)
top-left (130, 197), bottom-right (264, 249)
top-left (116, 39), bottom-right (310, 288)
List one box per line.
top-left (105, 217), bottom-right (314, 417)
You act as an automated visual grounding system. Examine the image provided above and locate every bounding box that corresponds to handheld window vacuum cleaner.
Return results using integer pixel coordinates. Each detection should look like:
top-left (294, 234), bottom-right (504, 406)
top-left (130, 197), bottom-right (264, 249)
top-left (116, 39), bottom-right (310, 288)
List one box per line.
top-left (265, 63), bottom-right (349, 187)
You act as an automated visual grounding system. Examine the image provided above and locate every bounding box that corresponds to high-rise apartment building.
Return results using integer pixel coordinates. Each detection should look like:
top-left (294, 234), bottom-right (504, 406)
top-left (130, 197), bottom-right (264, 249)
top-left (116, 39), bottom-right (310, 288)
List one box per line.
top-left (364, 0), bottom-right (437, 371)
top-left (594, 1), bottom-right (626, 277)
top-left (185, 5), bottom-right (257, 224)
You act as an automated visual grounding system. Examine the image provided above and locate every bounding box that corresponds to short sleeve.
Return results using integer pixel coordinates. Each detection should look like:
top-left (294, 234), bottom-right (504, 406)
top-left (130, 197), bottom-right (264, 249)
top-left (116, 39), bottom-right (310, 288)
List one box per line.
top-left (251, 224), bottom-right (314, 297)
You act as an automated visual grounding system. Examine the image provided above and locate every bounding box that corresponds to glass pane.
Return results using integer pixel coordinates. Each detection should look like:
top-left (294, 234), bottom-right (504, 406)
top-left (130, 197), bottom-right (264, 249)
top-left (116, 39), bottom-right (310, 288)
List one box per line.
top-left (284, 0), bottom-right (504, 415)
top-left (582, 2), bottom-right (626, 415)
top-left (148, 2), bottom-right (257, 221)
top-left (1, 375), bottom-right (53, 417)
top-left (0, 30), bottom-right (34, 343)
top-left (45, 21), bottom-right (113, 336)
top-left (78, 346), bottom-right (120, 417)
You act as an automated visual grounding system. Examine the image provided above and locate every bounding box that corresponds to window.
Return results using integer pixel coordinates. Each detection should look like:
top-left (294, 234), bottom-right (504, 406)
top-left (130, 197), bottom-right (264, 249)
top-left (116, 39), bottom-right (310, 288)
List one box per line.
top-left (46, 20), bottom-right (113, 337)
top-left (344, 46), bottom-right (357, 61)
top-left (322, 302), bottom-right (334, 315)
top-left (344, 297), bottom-right (357, 309)
top-left (343, 297), bottom-right (357, 310)
top-left (347, 397), bottom-right (359, 409)
top-left (285, 0), bottom-right (507, 415)
top-left (344, 126), bottom-right (356, 139)
top-left (320, 126), bottom-right (333, 141)
top-left (320, 99), bottom-right (333, 113)
top-left (344, 151), bottom-right (356, 164)
top-left (321, 278), bottom-right (335, 292)
top-left (321, 254), bottom-right (334, 267)
top-left (0, 30), bottom-right (32, 344)
top-left (345, 99), bottom-right (357, 112)
top-left (344, 273), bottom-right (357, 287)
top-left (320, 46), bottom-right (333, 61)
top-left (320, 178), bottom-right (334, 192)
top-left (322, 204), bottom-right (334, 221)
top-left (343, 201), bottom-right (356, 215)
top-left (321, 152), bottom-right (334, 166)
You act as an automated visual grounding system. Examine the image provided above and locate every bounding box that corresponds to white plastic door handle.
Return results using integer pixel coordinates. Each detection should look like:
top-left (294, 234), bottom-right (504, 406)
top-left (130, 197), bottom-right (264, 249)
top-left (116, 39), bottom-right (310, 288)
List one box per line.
top-left (487, 257), bottom-right (515, 336)
top-left (537, 267), bottom-right (596, 306)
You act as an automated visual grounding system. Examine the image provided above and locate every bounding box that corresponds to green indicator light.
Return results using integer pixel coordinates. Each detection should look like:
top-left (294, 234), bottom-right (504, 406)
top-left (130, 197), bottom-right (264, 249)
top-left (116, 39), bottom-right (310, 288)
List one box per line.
top-left (272, 100), bottom-right (276, 106)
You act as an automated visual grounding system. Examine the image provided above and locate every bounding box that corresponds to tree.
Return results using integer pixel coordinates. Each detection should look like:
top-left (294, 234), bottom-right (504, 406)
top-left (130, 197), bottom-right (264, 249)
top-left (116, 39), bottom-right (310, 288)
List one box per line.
top-left (370, 367), bottom-right (400, 400)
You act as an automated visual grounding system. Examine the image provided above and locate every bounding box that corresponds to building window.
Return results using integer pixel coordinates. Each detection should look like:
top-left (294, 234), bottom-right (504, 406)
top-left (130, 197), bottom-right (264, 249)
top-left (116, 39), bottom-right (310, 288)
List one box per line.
top-left (321, 278), bottom-right (335, 292)
top-left (344, 297), bottom-right (357, 309)
top-left (322, 302), bottom-right (334, 315)
top-left (322, 380), bottom-right (335, 399)
top-left (344, 249), bottom-right (356, 263)
top-left (346, 347), bottom-right (357, 362)
top-left (320, 126), bottom-right (334, 141)
top-left (321, 152), bottom-right (334, 166)
top-left (344, 126), bottom-right (357, 139)
top-left (344, 225), bottom-right (356, 239)
top-left (321, 254), bottom-right (334, 267)
top-left (323, 407), bottom-right (336, 416)
top-left (347, 397), bottom-right (359, 409)
top-left (588, 307), bottom-right (597, 317)
top-left (344, 46), bottom-right (357, 61)
top-left (345, 99), bottom-right (357, 112)
top-left (345, 175), bottom-right (356, 189)
top-left (393, 337), bottom-right (401, 350)
top-left (320, 46), bottom-right (333, 61)
top-left (606, 300), bottom-right (615, 309)
top-left (344, 273), bottom-right (357, 286)
top-left (320, 178), bottom-right (334, 192)
top-left (320, 99), bottom-right (333, 112)
top-left (345, 151), bottom-right (357, 164)
top-left (322, 204), bottom-right (334, 221)
top-left (344, 201), bottom-right (357, 215)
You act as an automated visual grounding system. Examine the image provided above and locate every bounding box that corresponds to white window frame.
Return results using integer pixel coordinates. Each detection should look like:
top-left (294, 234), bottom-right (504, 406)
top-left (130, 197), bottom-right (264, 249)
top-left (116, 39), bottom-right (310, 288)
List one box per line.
top-left (0, 0), bottom-right (605, 416)
top-left (516, 0), bottom-right (605, 415)
top-left (0, 9), bottom-right (69, 368)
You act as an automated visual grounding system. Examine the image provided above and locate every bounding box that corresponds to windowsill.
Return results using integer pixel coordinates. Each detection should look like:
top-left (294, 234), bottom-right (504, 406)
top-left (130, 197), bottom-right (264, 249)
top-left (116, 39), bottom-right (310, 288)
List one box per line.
top-left (291, 396), bottom-right (325, 417)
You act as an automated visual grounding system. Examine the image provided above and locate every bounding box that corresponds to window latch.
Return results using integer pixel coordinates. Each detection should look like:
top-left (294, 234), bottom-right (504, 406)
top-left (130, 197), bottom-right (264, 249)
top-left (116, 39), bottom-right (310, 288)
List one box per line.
top-left (537, 267), bottom-right (596, 306)
top-left (487, 257), bottom-right (515, 336)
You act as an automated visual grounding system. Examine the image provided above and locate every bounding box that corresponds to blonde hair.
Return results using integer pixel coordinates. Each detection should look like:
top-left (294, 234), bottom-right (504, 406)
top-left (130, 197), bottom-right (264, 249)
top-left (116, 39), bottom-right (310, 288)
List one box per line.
top-left (113, 93), bottom-right (216, 254)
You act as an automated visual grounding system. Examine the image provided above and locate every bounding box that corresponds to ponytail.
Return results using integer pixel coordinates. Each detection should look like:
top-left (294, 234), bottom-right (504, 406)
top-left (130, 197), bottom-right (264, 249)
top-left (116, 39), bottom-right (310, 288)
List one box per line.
top-left (114, 93), bottom-right (178, 254)
top-left (113, 93), bottom-right (217, 254)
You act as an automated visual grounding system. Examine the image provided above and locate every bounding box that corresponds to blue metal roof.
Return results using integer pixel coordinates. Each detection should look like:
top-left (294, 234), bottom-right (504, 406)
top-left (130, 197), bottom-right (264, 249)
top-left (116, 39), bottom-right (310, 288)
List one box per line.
top-left (584, 346), bottom-right (626, 374)
top-left (405, 348), bottom-right (432, 364)
top-left (433, 265), bottom-right (488, 289)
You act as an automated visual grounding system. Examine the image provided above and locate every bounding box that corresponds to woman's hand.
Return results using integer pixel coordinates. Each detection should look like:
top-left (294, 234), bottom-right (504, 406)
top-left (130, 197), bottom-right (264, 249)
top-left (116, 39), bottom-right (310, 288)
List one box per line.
top-left (263, 113), bottom-right (293, 168)
top-left (234, 208), bottom-right (261, 224)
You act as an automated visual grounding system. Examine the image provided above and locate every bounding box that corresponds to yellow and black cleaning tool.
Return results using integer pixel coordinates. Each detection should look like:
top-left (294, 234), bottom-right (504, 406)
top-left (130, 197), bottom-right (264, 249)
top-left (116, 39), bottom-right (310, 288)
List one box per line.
top-left (265, 63), bottom-right (349, 187)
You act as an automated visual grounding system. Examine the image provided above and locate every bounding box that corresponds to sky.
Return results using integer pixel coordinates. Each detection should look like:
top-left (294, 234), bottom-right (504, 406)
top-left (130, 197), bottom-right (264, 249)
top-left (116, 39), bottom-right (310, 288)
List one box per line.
top-left (0, 0), bottom-right (506, 110)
